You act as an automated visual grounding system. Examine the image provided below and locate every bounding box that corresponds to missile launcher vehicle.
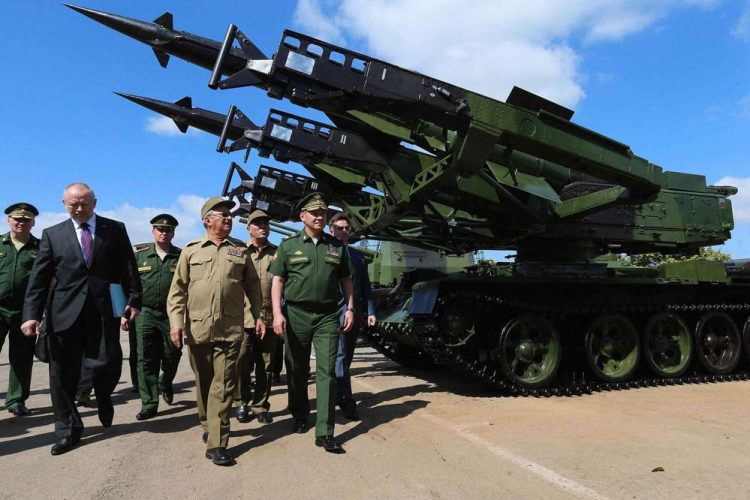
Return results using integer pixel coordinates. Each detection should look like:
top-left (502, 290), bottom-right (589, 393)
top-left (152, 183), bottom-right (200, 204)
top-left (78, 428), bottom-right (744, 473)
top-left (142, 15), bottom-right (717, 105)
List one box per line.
top-left (68, 5), bottom-right (750, 394)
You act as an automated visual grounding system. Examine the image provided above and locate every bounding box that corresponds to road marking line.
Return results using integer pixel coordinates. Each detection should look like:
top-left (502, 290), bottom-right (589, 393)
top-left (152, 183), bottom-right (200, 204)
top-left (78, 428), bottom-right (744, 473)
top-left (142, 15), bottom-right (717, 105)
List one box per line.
top-left (355, 378), bottom-right (607, 499)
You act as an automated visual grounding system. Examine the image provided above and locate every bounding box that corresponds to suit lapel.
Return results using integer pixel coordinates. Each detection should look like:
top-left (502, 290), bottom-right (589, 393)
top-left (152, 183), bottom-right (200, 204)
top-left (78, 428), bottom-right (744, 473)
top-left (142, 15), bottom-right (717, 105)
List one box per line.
top-left (63, 219), bottom-right (87, 265)
top-left (91, 216), bottom-right (106, 266)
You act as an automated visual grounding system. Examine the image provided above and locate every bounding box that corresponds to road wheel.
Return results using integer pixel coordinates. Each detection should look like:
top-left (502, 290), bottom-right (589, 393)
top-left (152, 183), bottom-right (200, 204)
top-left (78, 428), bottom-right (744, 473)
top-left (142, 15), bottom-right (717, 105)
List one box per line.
top-left (643, 312), bottom-right (693, 378)
top-left (585, 314), bottom-right (640, 382)
top-left (694, 311), bottom-right (741, 374)
top-left (497, 315), bottom-right (561, 388)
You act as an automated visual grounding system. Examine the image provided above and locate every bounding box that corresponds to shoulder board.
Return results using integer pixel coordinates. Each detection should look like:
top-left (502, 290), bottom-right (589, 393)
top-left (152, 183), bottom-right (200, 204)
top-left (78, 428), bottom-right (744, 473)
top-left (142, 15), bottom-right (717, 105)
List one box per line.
top-left (171, 245), bottom-right (183, 253)
top-left (134, 243), bottom-right (150, 252)
top-left (282, 233), bottom-right (300, 241)
top-left (186, 239), bottom-right (202, 247)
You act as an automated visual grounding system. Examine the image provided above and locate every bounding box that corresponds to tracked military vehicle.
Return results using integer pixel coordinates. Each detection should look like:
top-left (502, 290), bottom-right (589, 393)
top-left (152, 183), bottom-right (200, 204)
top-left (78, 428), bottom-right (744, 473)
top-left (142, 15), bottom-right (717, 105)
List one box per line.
top-left (69, 5), bottom-right (750, 394)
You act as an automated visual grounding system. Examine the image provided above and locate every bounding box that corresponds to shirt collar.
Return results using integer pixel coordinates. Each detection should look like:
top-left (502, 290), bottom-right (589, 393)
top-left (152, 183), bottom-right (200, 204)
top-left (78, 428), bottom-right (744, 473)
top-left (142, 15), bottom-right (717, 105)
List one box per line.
top-left (73, 213), bottom-right (96, 230)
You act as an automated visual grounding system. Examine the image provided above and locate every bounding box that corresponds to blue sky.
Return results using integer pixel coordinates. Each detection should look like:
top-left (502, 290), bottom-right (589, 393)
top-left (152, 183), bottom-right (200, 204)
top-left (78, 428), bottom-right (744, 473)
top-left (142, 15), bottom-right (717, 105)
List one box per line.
top-left (1, 1), bottom-right (749, 257)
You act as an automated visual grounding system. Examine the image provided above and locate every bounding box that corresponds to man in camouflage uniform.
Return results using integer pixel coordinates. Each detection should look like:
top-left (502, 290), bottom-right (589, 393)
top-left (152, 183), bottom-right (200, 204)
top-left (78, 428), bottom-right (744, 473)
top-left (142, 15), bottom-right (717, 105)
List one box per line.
top-left (269, 192), bottom-right (355, 454)
top-left (168, 197), bottom-right (264, 466)
top-left (133, 214), bottom-right (182, 421)
top-left (0, 203), bottom-right (40, 416)
top-left (235, 209), bottom-right (278, 425)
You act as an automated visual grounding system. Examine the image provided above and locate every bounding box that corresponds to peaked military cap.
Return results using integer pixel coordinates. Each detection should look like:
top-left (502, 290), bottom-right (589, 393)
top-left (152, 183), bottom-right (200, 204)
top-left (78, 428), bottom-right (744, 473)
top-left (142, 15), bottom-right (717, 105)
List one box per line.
top-left (296, 192), bottom-right (328, 213)
top-left (150, 213), bottom-right (179, 228)
top-left (5, 202), bottom-right (38, 220)
top-left (247, 209), bottom-right (270, 225)
top-left (200, 196), bottom-right (236, 219)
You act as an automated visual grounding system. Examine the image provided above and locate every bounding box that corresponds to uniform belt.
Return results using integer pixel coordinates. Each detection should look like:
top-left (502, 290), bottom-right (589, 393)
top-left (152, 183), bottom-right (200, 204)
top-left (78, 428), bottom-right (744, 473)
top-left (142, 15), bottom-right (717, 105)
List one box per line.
top-left (285, 301), bottom-right (339, 314)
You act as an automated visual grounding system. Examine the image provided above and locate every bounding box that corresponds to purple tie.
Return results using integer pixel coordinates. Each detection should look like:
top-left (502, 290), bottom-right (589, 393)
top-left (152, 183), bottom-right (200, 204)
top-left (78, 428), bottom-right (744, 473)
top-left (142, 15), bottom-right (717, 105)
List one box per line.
top-left (81, 222), bottom-right (93, 265)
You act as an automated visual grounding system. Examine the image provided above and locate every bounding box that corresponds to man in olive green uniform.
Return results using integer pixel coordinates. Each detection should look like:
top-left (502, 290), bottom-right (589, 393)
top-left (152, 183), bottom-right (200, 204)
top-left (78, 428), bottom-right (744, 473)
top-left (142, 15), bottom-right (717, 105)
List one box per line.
top-left (133, 214), bottom-right (182, 421)
top-left (168, 196), bottom-right (264, 467)
top-left (235, 209), bottom-right (278, 425)
top-left (0, 203), bottom-right (40, 416)
top-left (269, 192), bottom-right (355, 454)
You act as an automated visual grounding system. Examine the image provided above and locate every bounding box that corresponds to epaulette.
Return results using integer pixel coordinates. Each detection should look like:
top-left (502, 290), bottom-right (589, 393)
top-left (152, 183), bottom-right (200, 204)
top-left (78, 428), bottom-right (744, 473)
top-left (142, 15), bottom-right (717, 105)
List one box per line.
top-left (134, 243), bottom-right (150, 252)
top-left (282, 233), bottom-right (301, 241)
top-left (186, 239), bottom-right (202, 247)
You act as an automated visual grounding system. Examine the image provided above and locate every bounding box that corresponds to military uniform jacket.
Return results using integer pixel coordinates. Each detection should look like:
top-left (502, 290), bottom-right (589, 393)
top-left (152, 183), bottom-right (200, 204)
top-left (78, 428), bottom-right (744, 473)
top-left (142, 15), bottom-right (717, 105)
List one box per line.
top-left (243, 241), bottom-right (277, 328)
top-left (168, 235), bottom-right (262, 344)
top-left (135, 242), bottom-right (182, 310)
top-left (268, 231), bottom-right (351, 312)
top-left (0, 232), bottom-right (40, 310)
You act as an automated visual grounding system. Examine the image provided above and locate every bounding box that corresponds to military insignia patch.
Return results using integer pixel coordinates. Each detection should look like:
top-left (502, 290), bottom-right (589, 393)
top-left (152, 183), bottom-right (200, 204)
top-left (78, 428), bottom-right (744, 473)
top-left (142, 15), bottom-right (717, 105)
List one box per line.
top-left (227, 247), bottom-right (244, 257)
top-left (0, 251), bottom-right (5, 258)
top-left (293, 250), bottom-right (304, 255)
top-left (326, 245), bottom-right (339, 257)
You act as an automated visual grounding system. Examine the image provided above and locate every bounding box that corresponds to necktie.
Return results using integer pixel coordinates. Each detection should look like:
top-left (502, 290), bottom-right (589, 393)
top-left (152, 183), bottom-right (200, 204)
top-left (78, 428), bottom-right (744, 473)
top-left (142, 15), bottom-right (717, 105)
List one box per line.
top-left (81, 222), bottom-right (93, 265)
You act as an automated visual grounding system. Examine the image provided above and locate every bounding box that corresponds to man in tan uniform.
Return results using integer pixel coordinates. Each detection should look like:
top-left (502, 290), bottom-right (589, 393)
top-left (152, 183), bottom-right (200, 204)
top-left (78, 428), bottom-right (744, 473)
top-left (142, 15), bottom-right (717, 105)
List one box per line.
top-left (235, 209), bottom-right (278, 425)
top-left (167, 196), bottom-right (264, 466)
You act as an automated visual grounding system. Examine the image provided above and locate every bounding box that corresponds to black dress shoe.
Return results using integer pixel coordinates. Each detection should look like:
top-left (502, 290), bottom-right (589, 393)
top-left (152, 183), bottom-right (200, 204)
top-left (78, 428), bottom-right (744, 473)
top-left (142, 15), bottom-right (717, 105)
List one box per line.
top-left (202, 432), bottom-right (208, 444)
top-left (51, 437), bottom-right (77, 456)
top-left (315, 435), bottom-right (345, 454)
top-left (205, 447), bottom-right (236, 466)
top-left (75, 391), bottom-right (91, 406)
top-left (135, 408), bottom-right (157, 421)
top-left (292, 418), bottom-right (309, 434)
top-left (98, 399), bottom-right (114, 428)
top-left (162, 390), bottom-right (174, 405)
top-left (340, 404), bottom-right (360, 421)
top-left (272, 373), bottom-right (281, 384)
top-left (235, 405), bottom-right (253, 423)
top-left (257, 412), bottom-right (273, 424)
top-left (9, 404), bottom-right (30, 416)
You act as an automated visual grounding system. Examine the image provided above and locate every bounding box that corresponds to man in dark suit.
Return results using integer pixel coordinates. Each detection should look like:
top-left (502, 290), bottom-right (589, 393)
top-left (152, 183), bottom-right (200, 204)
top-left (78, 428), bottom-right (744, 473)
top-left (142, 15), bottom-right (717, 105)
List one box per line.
top-left (21, 182), bottom-right (141, 456)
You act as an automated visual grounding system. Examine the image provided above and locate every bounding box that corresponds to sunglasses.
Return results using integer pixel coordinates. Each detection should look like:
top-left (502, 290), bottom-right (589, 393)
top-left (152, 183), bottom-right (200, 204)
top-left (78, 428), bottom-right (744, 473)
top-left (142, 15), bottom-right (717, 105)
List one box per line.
top-left (154, 226), bottom-right (174, 233)
top-left (208, 211), bottom-right (233, 219)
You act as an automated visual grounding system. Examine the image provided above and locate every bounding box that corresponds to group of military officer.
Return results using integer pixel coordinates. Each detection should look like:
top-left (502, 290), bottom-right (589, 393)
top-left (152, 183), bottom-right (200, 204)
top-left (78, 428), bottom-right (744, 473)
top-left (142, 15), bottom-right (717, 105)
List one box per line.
top-left (2, 191), bottom-right (362, 465)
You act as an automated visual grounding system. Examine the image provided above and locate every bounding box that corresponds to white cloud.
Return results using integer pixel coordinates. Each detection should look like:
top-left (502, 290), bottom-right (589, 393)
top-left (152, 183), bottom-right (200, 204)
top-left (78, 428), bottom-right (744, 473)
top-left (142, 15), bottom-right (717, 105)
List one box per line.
top-left (145, 116), bottom-right (202, 137)
top-left (732, 1), bottom-right (750, 40)
top-left (716, 176), bottom-right (750, 224)
top-left (34, 194), bottom-right (213, 248)
top-left (293, 0), bottom-right (718, 108)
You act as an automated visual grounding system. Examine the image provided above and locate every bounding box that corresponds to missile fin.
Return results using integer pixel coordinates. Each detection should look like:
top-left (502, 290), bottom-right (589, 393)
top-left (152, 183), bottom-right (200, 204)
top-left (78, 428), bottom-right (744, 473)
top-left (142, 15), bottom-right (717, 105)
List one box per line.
top-left (153, 12), bottom-right (173, 31)
top-left (174, 96), bottom-right (193, 109)
top-left (152, 48), bottom-right (170, 68)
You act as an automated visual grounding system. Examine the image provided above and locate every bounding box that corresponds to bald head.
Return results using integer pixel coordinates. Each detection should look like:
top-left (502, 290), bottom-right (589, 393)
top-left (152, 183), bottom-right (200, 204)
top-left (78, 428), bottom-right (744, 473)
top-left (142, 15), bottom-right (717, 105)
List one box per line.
top-left (63, 182), bottom-right (97, 223)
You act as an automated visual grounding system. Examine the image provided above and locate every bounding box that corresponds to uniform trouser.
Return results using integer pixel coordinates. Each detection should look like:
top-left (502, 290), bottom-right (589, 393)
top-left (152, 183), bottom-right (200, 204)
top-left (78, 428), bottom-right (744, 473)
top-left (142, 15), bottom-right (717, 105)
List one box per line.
top-left (135, 307), bottom-right (182, 410)
top-left (234, 327), bottom-right (278, 413)
top-left (188, 340), bottom-right (240, 450)
top-left (272, 340), bottom-right (284, 377)
top-left (128, 323), bottom-right (138, 388)
top-left (48, 296), bottom-right (122, 440)
top-left (0, 305), bottom-right (36, 410)
top-left (335, 313), bottom-right (361, 410)
top-left (284, 304), bottom-right (339, 437)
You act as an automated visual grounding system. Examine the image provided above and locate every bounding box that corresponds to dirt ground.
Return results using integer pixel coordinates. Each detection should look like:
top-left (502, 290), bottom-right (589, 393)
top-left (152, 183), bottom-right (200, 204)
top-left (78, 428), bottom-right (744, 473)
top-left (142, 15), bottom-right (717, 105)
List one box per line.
top-left (2, 335), bottom-right (750, 499)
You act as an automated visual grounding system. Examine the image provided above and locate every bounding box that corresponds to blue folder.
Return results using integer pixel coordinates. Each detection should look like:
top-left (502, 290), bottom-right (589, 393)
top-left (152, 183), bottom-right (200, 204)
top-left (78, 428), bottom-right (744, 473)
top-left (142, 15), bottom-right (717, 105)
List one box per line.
top-left (110, 283), bottom-right (128, 317)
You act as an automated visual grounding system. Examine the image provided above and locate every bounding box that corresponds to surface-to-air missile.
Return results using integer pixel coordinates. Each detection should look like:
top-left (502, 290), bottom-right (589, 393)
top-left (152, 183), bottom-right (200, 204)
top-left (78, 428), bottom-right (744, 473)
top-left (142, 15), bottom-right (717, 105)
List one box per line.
top-left (70, 4), bottom-right (750, 395)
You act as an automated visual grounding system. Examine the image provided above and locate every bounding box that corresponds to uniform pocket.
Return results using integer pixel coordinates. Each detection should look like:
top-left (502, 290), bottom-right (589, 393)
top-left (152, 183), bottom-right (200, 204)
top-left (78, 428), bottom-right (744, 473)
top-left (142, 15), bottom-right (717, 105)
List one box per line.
top-left (189, 254), bottom-right (213, 280)
top-left (226, 255), bottom-right (245, 280)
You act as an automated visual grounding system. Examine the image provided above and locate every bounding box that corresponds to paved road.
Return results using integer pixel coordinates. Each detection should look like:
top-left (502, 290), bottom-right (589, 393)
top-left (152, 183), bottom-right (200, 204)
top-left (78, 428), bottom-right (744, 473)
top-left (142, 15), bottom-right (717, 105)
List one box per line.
top-left (2, 335), bottom-right (750, 499)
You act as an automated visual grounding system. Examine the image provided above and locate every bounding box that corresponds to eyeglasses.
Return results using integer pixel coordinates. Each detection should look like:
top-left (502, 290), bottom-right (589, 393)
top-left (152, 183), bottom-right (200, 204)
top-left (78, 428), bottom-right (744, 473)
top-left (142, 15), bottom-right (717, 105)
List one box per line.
top-left (332, 225), bottom-right (350, 232)
top-left (207, 211), bottom-right (233, 219)
top-left (154, 226), bottom-right (174, 233)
